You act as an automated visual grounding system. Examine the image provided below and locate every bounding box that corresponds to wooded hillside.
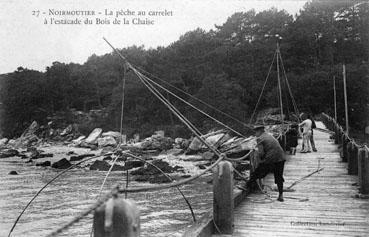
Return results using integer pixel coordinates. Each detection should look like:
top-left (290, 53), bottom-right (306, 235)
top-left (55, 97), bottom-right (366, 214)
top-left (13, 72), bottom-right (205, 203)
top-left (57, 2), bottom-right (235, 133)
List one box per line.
top-left (0, 0), bottom-right (368, 138)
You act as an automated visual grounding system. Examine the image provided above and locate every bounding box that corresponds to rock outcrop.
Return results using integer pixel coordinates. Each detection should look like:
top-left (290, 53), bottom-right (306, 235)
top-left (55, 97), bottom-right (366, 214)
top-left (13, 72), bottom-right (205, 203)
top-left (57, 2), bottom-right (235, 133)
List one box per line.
top-left (52, 158), bottom-right (72, 169)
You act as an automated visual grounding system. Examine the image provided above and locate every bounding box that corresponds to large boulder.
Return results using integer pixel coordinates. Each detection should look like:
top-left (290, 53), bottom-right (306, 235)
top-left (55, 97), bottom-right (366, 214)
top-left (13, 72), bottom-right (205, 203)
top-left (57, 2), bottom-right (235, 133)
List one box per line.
top-left (174, 138), bottom-right (189, 149)
top-left (72, 136), bottom-right (86, 146)
top-left (0, 138), bottom-right (9, 147)
top-left (15, 135), bottom-right (39, 148)
top-left (131, 159), bottom-right (182, 175)
top-left (124, 160), bottom-right (145, 170)
top-left (165, 148), bottom-right (183, 156)
top-left (36, 161), bottom-right (51, 167)
top-left (60, 125), bottom-right (73, 136)
top-left (70, 154), bottom-right (95, 162)
top-left (97, 136), bottom-right (117, 148)
top-left (52, 158), bottom-right (72, 169)
top-left (85, 128), bottom-right (103, 144)
top-left (0, 149), bottom-right (19, 158)
top-left (222, 137), bottom-right (257, 155)
top-left (7, 139), bottom-right (16, 146)
top-left (188, 137), bottom-right (203, 151)
top-left (13, 121), bottom-right (40, 147)
top-left (102, 131), bottom-right (121, 138)
top-left (141, 137), bottom-right (173, 151)
top-left (102, 131), bottom-right (127, 144)
top-left (202, 151), bottom-right (215, 160)
top-left (79, 141), bottom-right (98, 150)
top-left (21, 121), bottom-right (39, 138)
top-left (89, 160), bottom-right (126, 171)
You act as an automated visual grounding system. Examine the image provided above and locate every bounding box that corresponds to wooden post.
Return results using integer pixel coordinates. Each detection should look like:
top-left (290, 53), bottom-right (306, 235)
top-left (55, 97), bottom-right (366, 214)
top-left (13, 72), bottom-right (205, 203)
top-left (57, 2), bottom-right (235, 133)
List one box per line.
top-left (348, 143), bottom-right (358, 175)
top-left (94, 197), bottom-right (140, 237)
top-left (337, 129), bottom-right (342, 144)
top-left (333, 76), bottom-right (337, 122)
top-left (213, 161), bottom-right (234, 234)
top-left (334, 125), bottom-right (339, 144)
top-left (358, 149), bottom-right (369, 194)
top-left (342, 136), bottom-right (348, 162)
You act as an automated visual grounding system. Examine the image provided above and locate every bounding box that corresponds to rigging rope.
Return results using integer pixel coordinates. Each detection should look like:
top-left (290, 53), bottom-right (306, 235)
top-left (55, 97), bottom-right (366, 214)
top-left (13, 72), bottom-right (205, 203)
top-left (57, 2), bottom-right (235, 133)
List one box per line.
top-left (89, 154), bottom-right (121, 237)
top-left (89, 63), bottom-right (128, 237)
top-left (102, 38), bottom-right (230, 195)
top-left (134, 68), bottom-right (204, 139)
top-left (249, 51), bottom-right (277, 124)
top-left (125, 152), bottom-right (196, 222)
top-left (132, 64), bottom-right (250, 129)
top-left (138, 71), bottom-right (246, 137)
top-left (7, 153), bottom-right (114, 237)
top-left (46, 186), bottom-right (120, 237)
top-left (278, 52), bottom-right (300, 120)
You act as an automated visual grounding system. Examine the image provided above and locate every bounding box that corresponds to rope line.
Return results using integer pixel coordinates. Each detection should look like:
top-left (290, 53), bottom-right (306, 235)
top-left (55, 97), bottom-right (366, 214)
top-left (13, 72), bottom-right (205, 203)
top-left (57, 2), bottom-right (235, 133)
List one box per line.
top-left (89, 154), bottom-right (121, 237)
top-left (46, 186), bottom-right (119, 237)
top-left (7, 153), bottom-right (113, 237)
top-left (278, 52), bottom-right (300, 120)
top-left (134, 69), bottom-right (204, 139)
top-left (249, 51), bottom-right (277, 124)
top-left (133, 64), bottom-right (250, 129)
top-left (89, 69), bottom-right (128, 236)
top-left (125, 152), bottom-right (196, 222)
top-left (138, 72), bottom-right (246, 137)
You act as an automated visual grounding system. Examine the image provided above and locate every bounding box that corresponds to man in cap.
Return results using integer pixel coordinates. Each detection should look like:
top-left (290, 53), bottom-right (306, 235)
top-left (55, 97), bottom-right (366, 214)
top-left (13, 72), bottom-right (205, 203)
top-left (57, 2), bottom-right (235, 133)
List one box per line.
top-left (246, 125), bottom-right (286, 202)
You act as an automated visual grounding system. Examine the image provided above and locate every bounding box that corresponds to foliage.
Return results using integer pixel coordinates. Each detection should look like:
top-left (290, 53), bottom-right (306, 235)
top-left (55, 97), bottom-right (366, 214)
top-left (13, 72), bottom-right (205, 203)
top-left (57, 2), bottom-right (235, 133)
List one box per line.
top-left (0, 0), bottom-right (368, 138)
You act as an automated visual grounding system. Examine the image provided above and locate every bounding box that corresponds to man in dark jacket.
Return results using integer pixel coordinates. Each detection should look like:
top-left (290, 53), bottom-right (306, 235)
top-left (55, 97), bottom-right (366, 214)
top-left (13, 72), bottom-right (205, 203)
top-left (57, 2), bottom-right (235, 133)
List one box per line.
top-left (246, 125), bottom-right (286, 202)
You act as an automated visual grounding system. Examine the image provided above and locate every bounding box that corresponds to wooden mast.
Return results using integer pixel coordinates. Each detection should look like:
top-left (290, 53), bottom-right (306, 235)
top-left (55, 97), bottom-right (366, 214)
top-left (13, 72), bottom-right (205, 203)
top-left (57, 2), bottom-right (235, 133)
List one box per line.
top-left (276, 42), bottom-right (284, 126)
top-left (343, 64), bottom-right (349, 135)
top-left (333, 75), bottom-right (337, 122)
top-left (276, 41), bottom-right (286, 149)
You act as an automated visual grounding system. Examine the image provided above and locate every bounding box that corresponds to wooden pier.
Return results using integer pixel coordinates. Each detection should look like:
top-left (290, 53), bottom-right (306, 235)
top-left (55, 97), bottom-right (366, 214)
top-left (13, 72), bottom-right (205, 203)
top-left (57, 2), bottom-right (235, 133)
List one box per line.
top-left (182, 115), bottom-right (369, 237)
top-left (231, 120), bottom-right (369, 237)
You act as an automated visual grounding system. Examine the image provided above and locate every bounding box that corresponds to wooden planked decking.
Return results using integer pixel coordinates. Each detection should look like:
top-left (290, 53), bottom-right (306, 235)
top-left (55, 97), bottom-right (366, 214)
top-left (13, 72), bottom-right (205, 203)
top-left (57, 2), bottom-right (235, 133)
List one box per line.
top-left (229, 122), bottom-right (369, 237)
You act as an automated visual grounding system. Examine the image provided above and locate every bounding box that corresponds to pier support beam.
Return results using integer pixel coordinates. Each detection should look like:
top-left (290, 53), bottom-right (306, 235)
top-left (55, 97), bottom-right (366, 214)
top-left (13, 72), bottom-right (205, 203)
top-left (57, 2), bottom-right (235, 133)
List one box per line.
top-left (342, 136), bottom-right (348, 162)
top-left (348, 143), bottom-right (358, 175)
top-left (94, 197), bottom-right (140, 237)
top-left (213, 161), bottom-right (234, 234)
top-left (334, 126), bottom-right (339, 144)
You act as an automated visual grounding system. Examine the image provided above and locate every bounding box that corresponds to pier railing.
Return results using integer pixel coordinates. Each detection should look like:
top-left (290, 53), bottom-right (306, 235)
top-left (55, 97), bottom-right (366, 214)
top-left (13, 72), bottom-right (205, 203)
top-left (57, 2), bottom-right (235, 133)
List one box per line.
top-left (321, 113), bottom-right (369, 195)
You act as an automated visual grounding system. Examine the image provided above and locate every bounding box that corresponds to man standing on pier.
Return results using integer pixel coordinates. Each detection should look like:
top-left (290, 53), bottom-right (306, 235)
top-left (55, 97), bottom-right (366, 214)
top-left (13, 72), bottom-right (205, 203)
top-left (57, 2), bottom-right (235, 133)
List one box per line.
top-left (246, 125), bottom-right (286, 202)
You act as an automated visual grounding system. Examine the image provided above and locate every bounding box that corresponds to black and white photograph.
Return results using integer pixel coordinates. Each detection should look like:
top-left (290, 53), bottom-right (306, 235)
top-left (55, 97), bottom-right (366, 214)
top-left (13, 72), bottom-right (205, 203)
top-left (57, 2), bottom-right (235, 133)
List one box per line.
top-left (0, 0), bottom-right (368, 236)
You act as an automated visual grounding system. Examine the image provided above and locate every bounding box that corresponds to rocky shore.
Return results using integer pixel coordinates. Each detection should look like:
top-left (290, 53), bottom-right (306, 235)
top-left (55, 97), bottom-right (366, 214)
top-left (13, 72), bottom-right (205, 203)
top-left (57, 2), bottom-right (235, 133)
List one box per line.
top-left (0, 121), bottom-right (255, 183)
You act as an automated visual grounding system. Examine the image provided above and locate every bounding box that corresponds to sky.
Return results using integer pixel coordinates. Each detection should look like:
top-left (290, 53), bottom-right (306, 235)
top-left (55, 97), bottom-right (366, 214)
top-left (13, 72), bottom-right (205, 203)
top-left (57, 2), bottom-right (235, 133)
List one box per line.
top-left (0, 0), bottom-right (308, 74)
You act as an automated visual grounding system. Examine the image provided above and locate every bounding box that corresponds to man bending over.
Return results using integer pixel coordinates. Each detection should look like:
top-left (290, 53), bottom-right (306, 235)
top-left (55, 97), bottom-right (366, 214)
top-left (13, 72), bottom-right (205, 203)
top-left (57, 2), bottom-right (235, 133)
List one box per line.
top-left (246, 125), bottom-right (286, 202)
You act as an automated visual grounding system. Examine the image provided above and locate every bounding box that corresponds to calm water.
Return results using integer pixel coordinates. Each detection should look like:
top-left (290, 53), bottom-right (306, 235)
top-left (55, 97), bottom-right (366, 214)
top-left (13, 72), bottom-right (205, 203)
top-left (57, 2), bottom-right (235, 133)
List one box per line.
top-left (0, 157), bottom-right (212, 237)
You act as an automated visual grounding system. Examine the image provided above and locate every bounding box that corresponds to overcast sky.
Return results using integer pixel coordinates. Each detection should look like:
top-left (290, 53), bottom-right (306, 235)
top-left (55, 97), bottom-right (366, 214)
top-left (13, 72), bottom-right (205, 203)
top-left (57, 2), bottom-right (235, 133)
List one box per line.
top-left (0, 0), bottom-right (308, 74)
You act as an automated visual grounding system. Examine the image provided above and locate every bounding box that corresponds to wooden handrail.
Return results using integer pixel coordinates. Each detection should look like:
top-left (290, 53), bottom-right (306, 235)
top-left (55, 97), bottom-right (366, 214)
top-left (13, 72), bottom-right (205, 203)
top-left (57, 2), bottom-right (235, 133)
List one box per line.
top-left (321, 113), bottom-right (369, 195)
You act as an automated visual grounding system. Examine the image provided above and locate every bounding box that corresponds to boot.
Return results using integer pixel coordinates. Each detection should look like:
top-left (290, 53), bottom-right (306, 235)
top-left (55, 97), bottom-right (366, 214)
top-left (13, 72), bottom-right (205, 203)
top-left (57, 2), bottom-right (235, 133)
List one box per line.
top-left (277, 183), bottom-right (284, 202)
top-left (277, 193), bottom-right (284, 202)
